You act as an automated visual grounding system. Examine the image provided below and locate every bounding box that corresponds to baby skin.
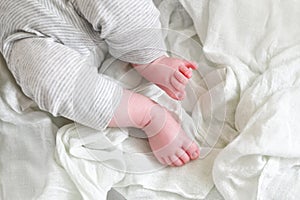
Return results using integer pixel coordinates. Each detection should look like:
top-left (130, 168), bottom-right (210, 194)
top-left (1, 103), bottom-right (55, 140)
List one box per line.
top-left (109, 56), bottom-right (200, 167)
top-left (132, 55), bottom-right (198, 100)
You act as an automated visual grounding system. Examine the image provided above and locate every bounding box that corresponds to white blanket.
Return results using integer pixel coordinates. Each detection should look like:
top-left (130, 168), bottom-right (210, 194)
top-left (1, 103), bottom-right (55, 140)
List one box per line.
top-left (1, 0), bottom-right (300, 199)
top-left (180, 0), bottom-right (300, 199)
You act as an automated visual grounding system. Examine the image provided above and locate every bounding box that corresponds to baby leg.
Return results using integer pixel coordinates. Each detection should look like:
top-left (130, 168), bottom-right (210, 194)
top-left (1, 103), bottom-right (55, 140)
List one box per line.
top-left (8, 37), bottom-right (122, 130)
top-left (109, 90), bottom-right (200, 166)
top-left (132, 56), bottom-right (198, 100)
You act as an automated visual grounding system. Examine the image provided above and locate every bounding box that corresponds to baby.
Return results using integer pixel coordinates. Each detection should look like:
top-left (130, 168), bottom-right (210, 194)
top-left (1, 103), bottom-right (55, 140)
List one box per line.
top-left (0, 0), bottom-right (200, 166)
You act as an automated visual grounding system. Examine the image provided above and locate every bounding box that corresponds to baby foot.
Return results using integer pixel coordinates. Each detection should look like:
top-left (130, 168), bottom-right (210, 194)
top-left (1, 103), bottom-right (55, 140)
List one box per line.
top-left (132, 56), bottom-right (198, 100)
top-left (142, 105), bottom-right (200, 166)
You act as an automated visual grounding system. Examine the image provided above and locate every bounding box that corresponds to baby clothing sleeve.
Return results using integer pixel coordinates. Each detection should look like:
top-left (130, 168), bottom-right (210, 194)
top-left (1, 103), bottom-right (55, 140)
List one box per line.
top-left (7, 37), bottom-right (123, 130)
top-left (71, 0), bottom-right (166, 64)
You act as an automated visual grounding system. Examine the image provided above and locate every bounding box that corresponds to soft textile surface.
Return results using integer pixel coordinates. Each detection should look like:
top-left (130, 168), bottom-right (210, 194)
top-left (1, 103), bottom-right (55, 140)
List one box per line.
top-left (1, 0), bottom-right (300, 199)
top-left (184, 0), bottom-right (300, 199)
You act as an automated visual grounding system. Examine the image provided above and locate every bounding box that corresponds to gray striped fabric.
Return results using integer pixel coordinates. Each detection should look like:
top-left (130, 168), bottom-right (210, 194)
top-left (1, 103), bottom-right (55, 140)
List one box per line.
top-left (0, 0), bottom-right (166, 130)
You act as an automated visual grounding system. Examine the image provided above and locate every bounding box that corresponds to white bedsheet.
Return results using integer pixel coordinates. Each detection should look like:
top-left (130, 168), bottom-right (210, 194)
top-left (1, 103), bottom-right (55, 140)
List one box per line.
top-left (180, 0), bottom-right (300, 199)
top-left (1, 0), bottom-right (300, 199)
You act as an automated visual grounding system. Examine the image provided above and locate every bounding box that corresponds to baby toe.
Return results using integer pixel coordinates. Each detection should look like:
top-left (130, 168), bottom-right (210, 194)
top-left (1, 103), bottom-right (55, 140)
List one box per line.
top-left (171, 76), bottom-right (185, 91)
top-left (170, 77), bottom-right (186, 100)
top-left (182, 60), bottom-right (198, 70)
top-left (179, 65), bottom-right (193, 78)
top-left (175, 91), bottom-right (186, 100)
top-left (182, 141), bottom-right (200, 160)
top-left (159, 157), bottom-right (169, 166)
top-left (193, 149), bottom-right (200, 159)
top-left (169, 155), bottom-right (184, 167)
top-left (175, 70), bottom-right (189, 84)
top-left (176, 149), bottom-right (190, 164)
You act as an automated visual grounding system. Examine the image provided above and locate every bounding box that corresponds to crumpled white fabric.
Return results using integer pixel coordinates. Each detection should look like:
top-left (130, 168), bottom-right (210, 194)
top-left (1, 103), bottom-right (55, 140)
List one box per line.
top-left (176, 0), bottom-right (300, 199)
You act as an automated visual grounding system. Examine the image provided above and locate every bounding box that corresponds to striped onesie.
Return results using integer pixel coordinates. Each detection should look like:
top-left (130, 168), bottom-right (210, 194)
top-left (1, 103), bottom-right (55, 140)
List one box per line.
top-left (0, 0), bottom-right (166, 130)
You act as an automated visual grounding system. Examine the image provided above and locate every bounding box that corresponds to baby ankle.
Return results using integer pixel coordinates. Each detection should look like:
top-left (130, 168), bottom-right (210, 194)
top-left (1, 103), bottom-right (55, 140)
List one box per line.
top-left (141, 105), bottom-right (169, 137)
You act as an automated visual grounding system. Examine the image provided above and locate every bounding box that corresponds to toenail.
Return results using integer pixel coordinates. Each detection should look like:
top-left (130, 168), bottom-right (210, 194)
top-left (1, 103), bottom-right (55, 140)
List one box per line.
top-left (192, 152), bottom-right (198, 159)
